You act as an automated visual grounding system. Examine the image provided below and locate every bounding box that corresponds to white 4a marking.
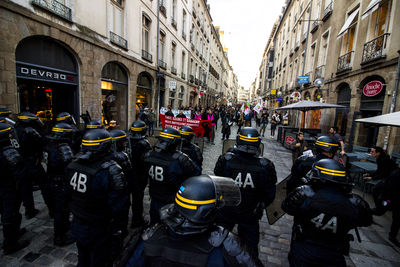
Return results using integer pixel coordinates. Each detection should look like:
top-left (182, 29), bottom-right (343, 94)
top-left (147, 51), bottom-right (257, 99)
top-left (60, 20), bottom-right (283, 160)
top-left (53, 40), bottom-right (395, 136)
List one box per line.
top-left (311, 213), bottom-right (337, 233)
top-left (234, 173), bottom-right (255, 188)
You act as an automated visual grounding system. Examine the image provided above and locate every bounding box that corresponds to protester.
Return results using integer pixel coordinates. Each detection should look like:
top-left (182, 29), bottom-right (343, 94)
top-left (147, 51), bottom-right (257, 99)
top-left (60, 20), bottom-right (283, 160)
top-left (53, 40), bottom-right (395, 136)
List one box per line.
top-left (270, 111), bottom-right (280, 138)
top-left (146, 108), bottom-right (156, 136)
top-left (176, 110), bottom-right (186, 118)
top-left (165, 107), bottom-right (174, 117)
top-left (259, 112), bottom-right (268, 137)
top-left (329, 126), bottom-right (345, 156)
top-left (289, 132), bottom-right (308, 163)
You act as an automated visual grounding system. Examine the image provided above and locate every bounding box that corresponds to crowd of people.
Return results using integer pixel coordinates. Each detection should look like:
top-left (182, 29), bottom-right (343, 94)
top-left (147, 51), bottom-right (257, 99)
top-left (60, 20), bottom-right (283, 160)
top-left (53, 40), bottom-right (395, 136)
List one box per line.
top-left (0, 105), bottom-right (399, 267)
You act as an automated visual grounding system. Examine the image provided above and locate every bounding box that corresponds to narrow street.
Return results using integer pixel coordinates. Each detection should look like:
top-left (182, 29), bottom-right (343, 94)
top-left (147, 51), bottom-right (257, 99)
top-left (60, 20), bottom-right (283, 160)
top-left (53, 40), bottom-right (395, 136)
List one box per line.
top-left (1, 122), bottom-right (399, 266)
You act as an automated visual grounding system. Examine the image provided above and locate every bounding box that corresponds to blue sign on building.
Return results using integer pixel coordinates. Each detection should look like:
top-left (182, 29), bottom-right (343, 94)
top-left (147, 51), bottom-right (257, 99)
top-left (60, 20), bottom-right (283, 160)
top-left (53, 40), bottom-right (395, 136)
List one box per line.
top-left (277, 97), bottom-right (283, 101)
top-left (297, 76), bottom-right (309, 84)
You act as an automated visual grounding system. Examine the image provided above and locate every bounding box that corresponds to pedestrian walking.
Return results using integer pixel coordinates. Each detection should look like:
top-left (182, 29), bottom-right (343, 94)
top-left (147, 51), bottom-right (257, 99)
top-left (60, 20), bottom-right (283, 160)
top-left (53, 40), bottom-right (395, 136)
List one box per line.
top-left (259, 112), bottom-right (268, 137)
top-left (270, 111), bottom-right (280, 138)
top-left (289, 132), bottom-right (308, 163)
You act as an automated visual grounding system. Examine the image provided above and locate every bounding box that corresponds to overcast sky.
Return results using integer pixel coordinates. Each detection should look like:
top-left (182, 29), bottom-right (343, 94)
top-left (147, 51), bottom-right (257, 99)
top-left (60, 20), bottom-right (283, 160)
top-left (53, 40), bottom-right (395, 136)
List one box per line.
top-left (208, 0), bottom-right (286, 89)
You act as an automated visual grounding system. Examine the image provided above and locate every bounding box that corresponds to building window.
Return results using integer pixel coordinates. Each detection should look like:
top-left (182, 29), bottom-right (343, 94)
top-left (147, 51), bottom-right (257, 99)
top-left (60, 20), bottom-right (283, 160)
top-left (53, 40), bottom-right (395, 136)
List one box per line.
top-left (142, 14), bottom-right (151, 52)
top-left (182, 9), bottom-right (187, 35)
top-left (319, 31), bottom-right (329, 66)
top-left (181, 51), bottom-right (186, 75)
top-left (171, 42), bottom-right (176, 68)
top-left (160, 31), bottom-right (166, 69)
top-left (172, 0), bottom-right (177, 26)
top-left (368, 0), bottom-right (391, 39)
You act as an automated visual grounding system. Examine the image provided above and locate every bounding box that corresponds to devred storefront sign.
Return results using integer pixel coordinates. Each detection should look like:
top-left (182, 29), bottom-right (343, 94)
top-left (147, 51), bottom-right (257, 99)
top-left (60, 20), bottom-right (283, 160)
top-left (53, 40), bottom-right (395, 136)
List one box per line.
top-left (285, 135), bottom-right (295, 145)
top-left (363, 80), bottom-right (383, 97)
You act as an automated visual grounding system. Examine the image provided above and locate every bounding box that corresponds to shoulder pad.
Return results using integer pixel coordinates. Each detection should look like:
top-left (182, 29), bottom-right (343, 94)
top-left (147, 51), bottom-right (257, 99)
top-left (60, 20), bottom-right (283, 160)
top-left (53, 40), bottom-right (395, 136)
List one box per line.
top-left (349, 193), bottom-right (370, 209)
top-left (142, 223), bottom-right (165, 241)
top-left (173, 151), bottom-right (184, 160)
top-left (223, 152), bottom-right (234, 161)
top-left (259, 157), bottom-right (269, 167)
top-left (58, 143), bottom-right (74, 163)
top-left (297, 154), bottom-right (313, 162)
top-left (102, 160), bottom-right (126, 190)
top-left (2, 147), bottom-right (21, 167)
top-left (208, 226), bottom-right (230, 247)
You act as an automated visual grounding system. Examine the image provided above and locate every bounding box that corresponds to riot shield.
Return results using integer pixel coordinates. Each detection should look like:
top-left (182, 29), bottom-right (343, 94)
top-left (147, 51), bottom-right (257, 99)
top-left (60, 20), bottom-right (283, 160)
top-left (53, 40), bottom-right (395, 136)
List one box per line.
top-left (266, 175), bottom-right (290, 225)
top-left (222, 139), bottom-right (264, 156)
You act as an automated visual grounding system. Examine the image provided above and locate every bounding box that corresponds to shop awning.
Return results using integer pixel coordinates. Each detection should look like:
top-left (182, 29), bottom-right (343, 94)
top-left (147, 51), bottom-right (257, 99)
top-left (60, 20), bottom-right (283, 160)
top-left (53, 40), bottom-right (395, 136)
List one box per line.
top-left (362, 0), bottom-right (381, 20)
top-left (355, 111), bottom-right (400, 127)
top-left (337, 8), bottom-right (360, 38)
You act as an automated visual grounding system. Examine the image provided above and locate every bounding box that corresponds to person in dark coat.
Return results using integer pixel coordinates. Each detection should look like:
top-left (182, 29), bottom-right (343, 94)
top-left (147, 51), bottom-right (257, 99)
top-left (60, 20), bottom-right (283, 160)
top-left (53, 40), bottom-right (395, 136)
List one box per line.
top-left (289, 132), bottom-right (308, 163)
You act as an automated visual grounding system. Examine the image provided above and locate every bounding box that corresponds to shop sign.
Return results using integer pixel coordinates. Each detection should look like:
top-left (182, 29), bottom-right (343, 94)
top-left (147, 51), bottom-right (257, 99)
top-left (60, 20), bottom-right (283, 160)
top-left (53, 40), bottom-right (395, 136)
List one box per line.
top-left (290, 91), bottom-right (301, 99)
top-left (277, 97), bottom-right (283, 101)
top-left (363, 80), bottom-right (383, 97)
top-left (297, 76), bottom-right (309, 84)
top-left (285, 135), bottom-right (295, 145)
top-left (271, 89), bottom-right (277, 95)
top-left (16, 63), bottom-right (77, 85)
top-left (200, 90), bottom-right (205, 95)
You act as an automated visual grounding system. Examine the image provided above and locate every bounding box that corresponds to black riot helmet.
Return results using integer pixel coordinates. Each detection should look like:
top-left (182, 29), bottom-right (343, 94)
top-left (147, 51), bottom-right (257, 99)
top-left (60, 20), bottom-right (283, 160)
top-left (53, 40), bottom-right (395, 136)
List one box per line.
top-left (156, 127), bottom-right (181, 151)
top-left (17, 111), bottom-right (44, 129)
top-left (129, 120), bottom-right (147, 140)
top-left (0, 117), bottom-right (5, 123)
top-left (55, 112), bottom-right (76, 126)
top-left (0, 122), bottom-right (13, 147)
top-left (314, 136), bottom-right (339, 155)
top-left (179, 125), bottom-right (195, 144)
top-left (306, 159), bottom-right (351, 191)
top-left (86, 120), bottom-right (104, 130)
top-left (0, 108), bottom-right (12, 117)
top-left (160, 175), bottom-right (241, 235)
top-left (51, 123), bottom-right (74, 142)
top-left (81, 129), bottom-right (112, 153)
top-left (110, 129), bottom-right (128, 152)
top-left (236, 127), bottom-right (261, 154)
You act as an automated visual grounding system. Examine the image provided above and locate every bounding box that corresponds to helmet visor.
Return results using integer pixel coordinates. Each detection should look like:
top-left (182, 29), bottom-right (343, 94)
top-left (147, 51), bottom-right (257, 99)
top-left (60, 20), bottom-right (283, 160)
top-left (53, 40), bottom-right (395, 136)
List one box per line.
top-left (210, 176), bottom-right (241, 207)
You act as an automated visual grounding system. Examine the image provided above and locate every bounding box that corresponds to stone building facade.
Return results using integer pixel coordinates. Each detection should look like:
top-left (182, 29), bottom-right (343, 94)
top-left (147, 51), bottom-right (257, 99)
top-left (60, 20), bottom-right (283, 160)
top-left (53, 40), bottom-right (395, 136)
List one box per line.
top-left (0, 0), bottom-right (238, 130)
top-left (255, 0), bottom-right (400, 154)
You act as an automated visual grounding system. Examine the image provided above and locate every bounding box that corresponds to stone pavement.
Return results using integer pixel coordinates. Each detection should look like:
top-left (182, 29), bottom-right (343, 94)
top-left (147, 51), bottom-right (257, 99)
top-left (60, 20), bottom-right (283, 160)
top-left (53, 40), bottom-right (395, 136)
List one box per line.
top-left (1, 122), bottom-right (400, 266)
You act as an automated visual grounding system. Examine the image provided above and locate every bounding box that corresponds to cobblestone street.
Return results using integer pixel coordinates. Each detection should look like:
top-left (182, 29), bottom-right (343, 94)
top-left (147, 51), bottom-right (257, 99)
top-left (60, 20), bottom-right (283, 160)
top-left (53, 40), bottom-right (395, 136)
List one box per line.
top-left (1, 122), bottom-right (400, 266)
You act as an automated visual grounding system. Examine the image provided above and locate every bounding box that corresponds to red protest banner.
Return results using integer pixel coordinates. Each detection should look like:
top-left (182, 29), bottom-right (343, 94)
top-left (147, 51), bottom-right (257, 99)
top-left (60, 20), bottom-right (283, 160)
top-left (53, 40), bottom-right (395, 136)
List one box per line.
top-left (159, 114), bottom-right (212, 137)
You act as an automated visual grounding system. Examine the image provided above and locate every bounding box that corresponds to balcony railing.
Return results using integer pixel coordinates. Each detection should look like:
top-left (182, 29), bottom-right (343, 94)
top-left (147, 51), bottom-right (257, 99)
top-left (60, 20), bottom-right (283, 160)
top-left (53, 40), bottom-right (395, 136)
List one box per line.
top-left (31, 0), bottom-right (72, 21)
top-left (302, 33), bottom-right (307, 43)
top-left (171, 66), bottom-right (177, 75)
top-left (362, 33), bottom-right (390, 64)
top-left (322, 2), bottom-right (333, 21)
top-left (310, 21), bottom-right (319, 33)
top-left (158, 59), bottom-right (167, 69)
top-left (181, 73), bottom-right (186, 80)
top-left (337, 51), bottom-right (354, 72)
top-left (110, 31), bottom-right (128, 50)
top-left (171, 18), bottom-right (177, 29)
top-left (314, 65), bottom-right (325, 79)
top-left (189, 75), bottom-right (194, 83)
top-left (141, 50), bottom-right (153, 63)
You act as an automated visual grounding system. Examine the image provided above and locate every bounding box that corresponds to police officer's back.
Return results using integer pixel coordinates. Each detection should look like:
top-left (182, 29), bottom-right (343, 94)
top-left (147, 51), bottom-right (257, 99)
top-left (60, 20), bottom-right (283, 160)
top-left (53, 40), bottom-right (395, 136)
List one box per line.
top-left (67, 129), bottom-right (129, 266)
top-left (179, 125), bottom-right (203, 171)
top-left (214, 127), bottom-right (277, 256)
top-left (126, 175), bottom-right (263, 267)
top-left (15, 112), bottom-right (53, 218)
top-left (145, 127), bottom-right (200, 225)
top-left (44, 123), bottom-right (75, 246)
top-left (128, 121), bottom-right (152, 228)
top-left (282, 159), bottom-right (373, 267)
top-left (287, 136), bottom-right (339, 195)
top-left (0, 122), bottom-right (30, 254)
top-left (110, 129), bottom-right (132, 174)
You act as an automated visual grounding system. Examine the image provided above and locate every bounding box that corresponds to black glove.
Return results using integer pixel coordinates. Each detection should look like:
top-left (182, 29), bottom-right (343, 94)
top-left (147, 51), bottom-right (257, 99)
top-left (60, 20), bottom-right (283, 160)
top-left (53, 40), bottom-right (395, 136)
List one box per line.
top-left (111, 230), bottom-right (124, 261)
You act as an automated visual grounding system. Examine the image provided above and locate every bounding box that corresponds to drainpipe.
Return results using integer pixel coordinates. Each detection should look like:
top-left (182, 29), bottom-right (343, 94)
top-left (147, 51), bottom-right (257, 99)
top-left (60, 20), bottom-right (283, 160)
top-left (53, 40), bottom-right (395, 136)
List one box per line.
top-left (383, 50), bottom-right (400, 150)
top-left (156, 0), bottom-right (161, 127)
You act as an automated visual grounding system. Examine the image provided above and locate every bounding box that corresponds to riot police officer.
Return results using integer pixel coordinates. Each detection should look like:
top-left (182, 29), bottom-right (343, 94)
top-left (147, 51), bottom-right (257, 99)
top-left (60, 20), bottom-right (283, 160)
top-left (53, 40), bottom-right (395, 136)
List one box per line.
top-left (0, 107), bottom-right (16, 125)
top-left (126, 175), bottom-right (263, 267)
top-left (282, 159), bottom-right (373, 267)
top-left (128, 120), bottom-right (152, 228)
top-left (55, 112), bottom-right (81, 153)
top-left (15, 112), bottom-right (54, 218)
top-left (44, 123), bottom-right (75, 246)
top-left (0, 122), bottom-right (30, 254)
top-left (287, 135), bottom-right (339, 194)
top-left (85, 119), bottom-right (104, 130)
top-left (110, 129), bottom-right (132, 174)
top-left (67, 129), bottom-right (129, 266)
top-left (144, 127), bottom-right (200, 225)
top-left (179, 125), bottom-right (203, 171)
top-left (214, 127), bottom-right (277, 256)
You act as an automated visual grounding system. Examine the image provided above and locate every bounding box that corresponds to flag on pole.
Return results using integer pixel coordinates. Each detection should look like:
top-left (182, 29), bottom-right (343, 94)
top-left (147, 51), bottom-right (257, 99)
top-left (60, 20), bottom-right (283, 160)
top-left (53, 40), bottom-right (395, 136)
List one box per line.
top-left (254, 103), bottom-right (262, 113)
top-left (240, 103), bottom-right (245, 112)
